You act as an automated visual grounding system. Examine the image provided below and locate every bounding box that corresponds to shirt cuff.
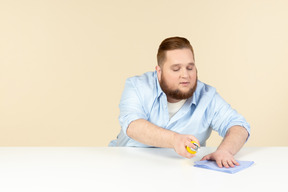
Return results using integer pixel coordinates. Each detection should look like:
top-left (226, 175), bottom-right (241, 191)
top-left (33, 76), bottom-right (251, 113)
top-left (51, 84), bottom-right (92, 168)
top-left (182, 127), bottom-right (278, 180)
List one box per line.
top-left (120, 113), bottom-right (147, 137)
top-left (225, 122), bottom-right (251, 142)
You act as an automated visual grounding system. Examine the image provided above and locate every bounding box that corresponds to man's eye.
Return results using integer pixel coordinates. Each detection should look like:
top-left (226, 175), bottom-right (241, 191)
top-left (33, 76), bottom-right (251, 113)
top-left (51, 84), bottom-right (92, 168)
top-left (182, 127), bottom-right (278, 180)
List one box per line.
top-left (172, 68), bottom-right (180, 71)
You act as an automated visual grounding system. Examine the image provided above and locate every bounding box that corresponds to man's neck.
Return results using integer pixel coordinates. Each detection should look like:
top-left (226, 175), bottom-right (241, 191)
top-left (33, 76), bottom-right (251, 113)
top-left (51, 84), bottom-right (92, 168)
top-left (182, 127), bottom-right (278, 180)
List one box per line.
top-left (167, 97), bottom-right (182, 103)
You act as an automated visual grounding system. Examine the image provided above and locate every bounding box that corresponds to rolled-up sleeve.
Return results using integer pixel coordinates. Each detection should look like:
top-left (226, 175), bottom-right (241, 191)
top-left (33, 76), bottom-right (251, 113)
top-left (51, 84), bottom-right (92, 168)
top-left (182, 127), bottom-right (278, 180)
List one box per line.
top-left (118, 78), bottom-right (148, 136)
top-left (208, 92), bottom-right (251, 139)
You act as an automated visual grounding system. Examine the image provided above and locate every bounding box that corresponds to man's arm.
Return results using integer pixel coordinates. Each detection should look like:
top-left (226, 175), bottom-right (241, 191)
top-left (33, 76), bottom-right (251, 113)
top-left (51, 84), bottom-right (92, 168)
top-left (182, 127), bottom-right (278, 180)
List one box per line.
top-left (201, 125), bottom-right (249, 168)
top-left (127, 119), bottom-right (199, 158)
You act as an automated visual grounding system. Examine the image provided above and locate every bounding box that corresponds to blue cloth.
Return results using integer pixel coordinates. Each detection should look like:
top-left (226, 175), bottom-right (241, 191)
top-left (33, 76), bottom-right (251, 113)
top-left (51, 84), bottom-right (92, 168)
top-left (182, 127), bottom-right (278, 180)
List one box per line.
top-left (109, 71), bottom-right (250, 147)
top-left (194, 160), bottom-right (254, 174)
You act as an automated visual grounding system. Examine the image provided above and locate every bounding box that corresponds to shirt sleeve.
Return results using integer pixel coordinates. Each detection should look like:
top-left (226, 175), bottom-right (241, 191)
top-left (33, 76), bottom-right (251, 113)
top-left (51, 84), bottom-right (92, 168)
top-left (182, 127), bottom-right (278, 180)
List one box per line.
top-left (118, 78), bottom-right (148, 136)
top-left (208, 92), bottom-right (251, 139)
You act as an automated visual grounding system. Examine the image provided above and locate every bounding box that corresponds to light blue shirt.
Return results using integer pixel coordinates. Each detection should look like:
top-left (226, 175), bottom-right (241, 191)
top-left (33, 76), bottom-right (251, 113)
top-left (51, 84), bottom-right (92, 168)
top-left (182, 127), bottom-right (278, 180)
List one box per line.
top-left (109, 71), bottom-right (250, 147)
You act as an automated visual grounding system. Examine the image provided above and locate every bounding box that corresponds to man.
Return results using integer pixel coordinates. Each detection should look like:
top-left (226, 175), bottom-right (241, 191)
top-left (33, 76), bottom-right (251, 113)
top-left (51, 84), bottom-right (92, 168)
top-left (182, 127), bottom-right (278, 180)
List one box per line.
top-left (109, 37), bottom-right (250, 168)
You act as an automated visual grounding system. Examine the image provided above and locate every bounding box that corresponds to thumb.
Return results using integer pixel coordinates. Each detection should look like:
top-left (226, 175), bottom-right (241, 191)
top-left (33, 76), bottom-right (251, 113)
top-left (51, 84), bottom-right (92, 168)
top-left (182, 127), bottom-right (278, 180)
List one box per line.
top-left (200, 154), bottom-right (210, 161)
top-left (187, 135), bottom-right (200, 147)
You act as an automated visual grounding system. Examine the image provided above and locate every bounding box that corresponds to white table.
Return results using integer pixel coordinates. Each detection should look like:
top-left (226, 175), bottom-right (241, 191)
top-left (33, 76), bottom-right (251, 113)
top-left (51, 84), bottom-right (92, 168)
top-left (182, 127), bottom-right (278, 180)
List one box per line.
top-left (0, 147), bottom-right (286, 192)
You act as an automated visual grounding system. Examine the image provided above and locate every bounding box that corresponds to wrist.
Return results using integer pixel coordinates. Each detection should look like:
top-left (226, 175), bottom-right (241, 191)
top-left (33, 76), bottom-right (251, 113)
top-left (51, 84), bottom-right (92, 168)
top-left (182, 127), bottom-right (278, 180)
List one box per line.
top-left (169, 131), bottom-right (178, 148)
top-left (216, 146), bottom-right (234, 156)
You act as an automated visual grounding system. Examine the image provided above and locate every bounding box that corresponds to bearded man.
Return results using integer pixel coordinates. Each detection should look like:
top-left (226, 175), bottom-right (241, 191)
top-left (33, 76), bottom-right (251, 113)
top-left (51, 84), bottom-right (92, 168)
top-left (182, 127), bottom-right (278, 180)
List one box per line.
top-left (109, 37), bottom-right (250, 168)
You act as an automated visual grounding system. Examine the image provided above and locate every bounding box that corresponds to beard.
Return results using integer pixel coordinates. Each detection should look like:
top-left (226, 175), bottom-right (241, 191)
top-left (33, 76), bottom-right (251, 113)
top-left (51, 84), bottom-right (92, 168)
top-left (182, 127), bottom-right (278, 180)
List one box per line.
top-left (159, 75), bottom-right (198, 100)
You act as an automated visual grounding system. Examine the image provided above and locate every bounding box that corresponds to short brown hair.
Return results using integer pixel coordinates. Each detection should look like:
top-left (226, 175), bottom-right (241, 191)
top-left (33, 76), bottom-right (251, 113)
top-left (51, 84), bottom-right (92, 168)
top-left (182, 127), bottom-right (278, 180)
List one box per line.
top-left (157, 36), bottom-right (194, 67)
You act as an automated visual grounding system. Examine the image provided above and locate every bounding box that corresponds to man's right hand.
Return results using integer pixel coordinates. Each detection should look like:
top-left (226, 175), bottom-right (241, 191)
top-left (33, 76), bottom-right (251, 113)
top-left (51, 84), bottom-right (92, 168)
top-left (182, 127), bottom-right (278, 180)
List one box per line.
top-left (171, 133), bottom-right (200, 158)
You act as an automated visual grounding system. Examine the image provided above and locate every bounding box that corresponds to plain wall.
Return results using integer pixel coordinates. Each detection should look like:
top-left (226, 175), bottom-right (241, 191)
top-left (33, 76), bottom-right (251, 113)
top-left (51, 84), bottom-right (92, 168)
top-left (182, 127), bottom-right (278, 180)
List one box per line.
top-left (1, 0), bottom-right (287, 146)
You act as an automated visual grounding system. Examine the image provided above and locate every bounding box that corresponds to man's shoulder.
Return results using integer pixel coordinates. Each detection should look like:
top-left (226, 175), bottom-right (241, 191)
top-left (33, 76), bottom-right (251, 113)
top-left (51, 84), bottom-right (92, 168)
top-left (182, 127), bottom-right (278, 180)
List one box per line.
top-left (126, 71), bottom-right (157, 88)
top-left (197, 80), bottom-right (217, 96)
top-left (124, 71), bottom-right (159, 105)
top-left (194, 80), bottom-right (218, 105)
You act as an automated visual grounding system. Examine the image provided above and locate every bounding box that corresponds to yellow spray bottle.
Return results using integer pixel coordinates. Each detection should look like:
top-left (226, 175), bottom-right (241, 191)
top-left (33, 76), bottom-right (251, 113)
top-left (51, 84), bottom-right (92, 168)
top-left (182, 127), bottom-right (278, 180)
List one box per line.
top-left (186, 141), bottom-right (200, 154)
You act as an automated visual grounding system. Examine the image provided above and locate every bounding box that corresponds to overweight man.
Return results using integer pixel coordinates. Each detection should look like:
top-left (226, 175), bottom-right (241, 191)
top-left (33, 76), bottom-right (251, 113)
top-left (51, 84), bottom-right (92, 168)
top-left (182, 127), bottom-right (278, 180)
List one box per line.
top-left (109, 36), bottom-right (250, 168)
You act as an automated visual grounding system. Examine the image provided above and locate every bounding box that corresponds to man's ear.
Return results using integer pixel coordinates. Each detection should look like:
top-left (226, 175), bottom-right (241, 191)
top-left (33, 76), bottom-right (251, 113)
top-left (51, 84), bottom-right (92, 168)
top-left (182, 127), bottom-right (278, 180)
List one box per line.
top-left (155, 65), bottom-right (161, 82)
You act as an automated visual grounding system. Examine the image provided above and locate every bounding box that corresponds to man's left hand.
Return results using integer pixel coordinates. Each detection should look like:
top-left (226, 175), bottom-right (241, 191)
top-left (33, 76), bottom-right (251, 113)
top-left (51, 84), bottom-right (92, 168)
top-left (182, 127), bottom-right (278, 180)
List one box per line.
top-left (200, 149), bottom-right (240, 168)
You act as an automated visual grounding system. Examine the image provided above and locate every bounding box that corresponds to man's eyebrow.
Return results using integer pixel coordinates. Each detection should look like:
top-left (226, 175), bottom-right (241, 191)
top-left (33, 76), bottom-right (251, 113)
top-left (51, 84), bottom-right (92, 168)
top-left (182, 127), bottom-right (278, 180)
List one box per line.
top-left (188, 62), bottom-right (195, 66)
top-left (171, 63), bottom-right (195, 67)
top-left (171, 64), bottom-right (181, 67)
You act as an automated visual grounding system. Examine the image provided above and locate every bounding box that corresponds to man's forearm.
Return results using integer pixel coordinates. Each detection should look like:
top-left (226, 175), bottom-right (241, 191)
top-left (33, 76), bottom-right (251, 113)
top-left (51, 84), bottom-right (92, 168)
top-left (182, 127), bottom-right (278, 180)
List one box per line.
top-left (217, 125), bottom-right (249, 155)
top-left (127, 119), bottom-right (203, 158)
top-left (126, 119), bottom-right (176, 148)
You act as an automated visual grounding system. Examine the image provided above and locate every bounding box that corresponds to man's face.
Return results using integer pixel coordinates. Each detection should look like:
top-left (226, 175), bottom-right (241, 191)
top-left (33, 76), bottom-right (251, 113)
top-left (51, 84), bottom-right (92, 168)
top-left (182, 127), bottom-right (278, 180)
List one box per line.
top-left (156, 48), bottom-right (197, 103)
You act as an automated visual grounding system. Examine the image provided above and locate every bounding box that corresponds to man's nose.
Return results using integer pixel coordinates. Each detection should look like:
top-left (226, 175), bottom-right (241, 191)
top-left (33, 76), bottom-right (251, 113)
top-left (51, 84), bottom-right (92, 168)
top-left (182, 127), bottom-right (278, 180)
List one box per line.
top-left (180, 69), bottom-right (189, 78)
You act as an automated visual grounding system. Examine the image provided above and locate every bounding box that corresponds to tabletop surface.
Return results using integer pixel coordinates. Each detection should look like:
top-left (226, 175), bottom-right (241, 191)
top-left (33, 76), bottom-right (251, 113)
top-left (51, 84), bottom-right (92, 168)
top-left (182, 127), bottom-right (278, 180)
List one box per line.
top-left (0, 147), bottom-right (287, 192)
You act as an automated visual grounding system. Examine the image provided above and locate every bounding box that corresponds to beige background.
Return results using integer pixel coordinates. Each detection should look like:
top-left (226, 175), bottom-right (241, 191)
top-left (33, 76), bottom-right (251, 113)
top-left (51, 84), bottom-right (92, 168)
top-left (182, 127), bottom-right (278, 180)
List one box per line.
top-left (1, 0), bottom-right (287, 147)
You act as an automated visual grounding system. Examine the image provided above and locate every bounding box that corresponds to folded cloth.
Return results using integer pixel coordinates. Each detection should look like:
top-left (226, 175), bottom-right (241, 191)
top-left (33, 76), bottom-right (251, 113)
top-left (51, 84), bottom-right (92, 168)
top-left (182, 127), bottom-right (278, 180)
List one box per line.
top-left (194, 160), bottom-right (254, 174)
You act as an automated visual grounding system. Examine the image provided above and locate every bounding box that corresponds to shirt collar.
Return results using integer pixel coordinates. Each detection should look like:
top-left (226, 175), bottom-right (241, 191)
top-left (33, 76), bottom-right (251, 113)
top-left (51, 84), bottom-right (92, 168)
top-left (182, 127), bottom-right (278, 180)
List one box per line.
top-left (155, 71), bottom-right (164, 98)
top-left (192, 80), bottom-right (203, 106)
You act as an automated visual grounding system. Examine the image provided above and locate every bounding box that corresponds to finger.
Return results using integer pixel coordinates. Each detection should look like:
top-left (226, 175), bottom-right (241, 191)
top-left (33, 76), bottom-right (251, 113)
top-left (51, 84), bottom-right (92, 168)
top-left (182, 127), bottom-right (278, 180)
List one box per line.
top-left (182, 146), bottom-right (196, 159)
top-left (184, 149), bottom-right (196, 159)
top-left (186, 140), bottom-right (200, 151)
top-left (192, 142), bottom-right (200, 149)
top-left (216, 160), bottom-right (223, 168)
top-left (186, 153), bottom-right (196, 159)
top-left (222, 160), bottom-right (230, 168)
top-left (192, 138), bottom-right (200, 147)
top-left (187, 136), bottom-right (200, 147)
top-left (186, 141), bottom-right (197, 150)
top-left (232, 159), bottom-right (240, 166)
top-left (201, 155), bottom-right (210, 161)
top-left (227, 160), bottom-right (235, 168)
top-left (193, 140), bottom-right (200, 147)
